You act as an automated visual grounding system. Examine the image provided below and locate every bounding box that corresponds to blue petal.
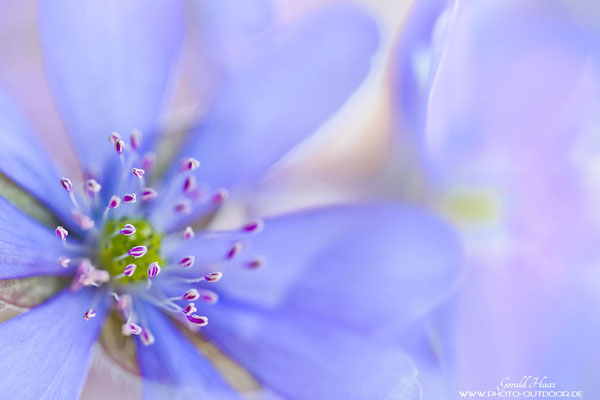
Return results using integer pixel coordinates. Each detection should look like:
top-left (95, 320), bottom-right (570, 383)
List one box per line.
top-left (0, 195), bottom-right (75, 279)
top-left (0, 89), bottom-right (75, 225)
top-left (182, 3), bottom-right (379, 190)
top-left (0, 289), bottom-right (107, 400)
top-left (171, 203), bottom-right (462, 335)
top-left (204, 304), bottom-right (420, 399)
top-left (136, 304), bottom-right (239, 400)
top-left (38, 0), bottom-right (185, 173)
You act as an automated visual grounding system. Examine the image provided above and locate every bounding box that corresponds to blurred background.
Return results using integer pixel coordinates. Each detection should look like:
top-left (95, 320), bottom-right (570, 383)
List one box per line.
top-left (1, 0), bottom-right (599, 399)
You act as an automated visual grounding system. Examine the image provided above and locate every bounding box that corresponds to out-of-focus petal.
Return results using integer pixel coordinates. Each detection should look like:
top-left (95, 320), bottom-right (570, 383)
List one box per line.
top-left (171, 204), bottom-right (462, 334)
top-left (0, 90), bottom-right (74, 225)
top-left (0, 195), bottom-right (75, 279)
top-left (205, 305), bottom-right (420, 400)
top-left (182, 3), bottom-right (379, 190)
top-left (136, 304), bottom-right (238, 400)
top-left (38, 0), bottom-right (185, 174)
top-left (0, 289), bottom-right (107, 400)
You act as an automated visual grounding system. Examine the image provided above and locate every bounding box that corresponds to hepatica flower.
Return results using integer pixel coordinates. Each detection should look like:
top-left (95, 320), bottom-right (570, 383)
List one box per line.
top-left (0, 1), bottom-right (462, 399)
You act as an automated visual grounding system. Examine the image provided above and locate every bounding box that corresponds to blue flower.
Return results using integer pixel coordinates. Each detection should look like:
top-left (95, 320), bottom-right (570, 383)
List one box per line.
top-left (0, 1), bottom-right (462, 399)
top-left (394, 0), bottom-right (600, 398)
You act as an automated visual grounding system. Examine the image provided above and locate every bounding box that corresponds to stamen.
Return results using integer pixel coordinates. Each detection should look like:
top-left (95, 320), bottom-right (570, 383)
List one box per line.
top-left (72, 210), bottom-right (95, 230)
top-left (123, 263), bottom-right (137, 276)
top-left (185, 271), bottom-right (223, 283)
top-left (130, 130), bottom-right (142, 151)
top-left (141, 187), bottom-right (158, 201)
top-left (103, 196), bottom-right (121, 218)
top-left (182, 288), bottom-right (199, 301)
top-left (147, 262), bottom-right (161, 279)
top-left (55, 226), bottom-right (68, 240)
top-left (178, 256), bottom-right (195, 268)
top-left (123, 193), bottom-right (137, 203)
top-left (242, 220), bottom-right (264, 234)
top-left (113, 245), bottom-right (148, 261)
top-left (57, 256), bottom-right (71, 267)
top-left (140, 327), bottom-right (155, 346)
top-left (182, 302), bottom-right (197, 316)
top-left (212, 188), bottom-right (229, 204)
top-left (121, 322), bottom-right (142, 336)
top-left (180, 157), bottom-right (201, 171)
top-left (226, 241), bottom-right (243, 259)
top-left (114, 138), bottom-right (125, 155)
top-left (85, 179), bottom-right (102, 196)
top-left (183, 176), bottom-right (196, 193)
top-left (198, 289), bottom-right (218, 304)
top-left (119, 224), bottom-right (136, 236)
top-left (187, 314), bottom-right (208, 326)
top-left (109, 132), bottom-right (122, 144)
top-left (132, 168), bottom-right (145, 179)
top-left (183, 226), bottom-right (195, 240)
top-left (84, 308), bottom-right (96, 320)
top-left (247, 256), bottom-right (266, 269)
top-left (60, 177), bottom-right (72, 192)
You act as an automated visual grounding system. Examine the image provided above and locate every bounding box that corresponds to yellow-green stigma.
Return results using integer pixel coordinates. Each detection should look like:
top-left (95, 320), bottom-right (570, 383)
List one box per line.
top-left (98, 218), bottom-right (165, 283)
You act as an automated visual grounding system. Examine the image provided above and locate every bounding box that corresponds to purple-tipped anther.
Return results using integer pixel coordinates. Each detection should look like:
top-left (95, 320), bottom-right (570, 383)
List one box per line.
top-left (132, 168), bottom-right (145, 179)
top-left (130, 130), bottom-right (142, 151)
top-left (226, 241), bottom-right (243, 259)
top-left (58, 256), bottom-right (71, 268)
top-left (182, 288), bottom-right (199, 301)
top-left (183, 176), bottom-right (197, 193)
top-left (247, 256), bottom-right (266, 269)
top-left (183, 226), bottom-right (195, 240)
top-left (187, 314), bottom-right (208, 326)
top-left (212, 188), bottom-right (229, 205)
top-left (123, 263), bottom-right (137, 277)
top-left (109, 132), bottom-right (122, 144)
top-left (120, 224), bottom-right (136, 236)
top-left (178, 256), bottom-right (195, 268)
top-left (204, 272), bottom-right (223, 283)
top-left (182, 302), bottom-right (197, 316)
top-left (180, 157), bottom-right (201, 171)
top-left (128, 246), bottom-right (148, 258)
top-left (108, 196), bottom-right (121, 209)
top-left (55, 226), bottom-right (68, 240)
top-left (122, 322), bottom-right (142, 336)
top-left (147, 262), bottom-right (161, 279)
top-left (198, 290), bottom-right (218, 304)
top-left (174, 201), bottom-right (191, 214)
top-left (85, 179), bottom-right (102, 195)
top-left (123, 193), bottom-right (136, 203)
top-left (114, 138), bottom-right (125, 155)
top-left (242, 220), bottom-right (264, 233)
top-left (141, 187), bottom-right (157, 201)
top-left (60, 177), bottom-right (72, 193)
top-left (84, 308), bottom-right (96, 320)
top-left (140, 327), bottom-right (154, 346)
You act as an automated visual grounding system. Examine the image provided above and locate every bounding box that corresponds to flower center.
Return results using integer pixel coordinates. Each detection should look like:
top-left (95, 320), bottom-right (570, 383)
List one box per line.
top-left (98, 218), bottom-right (165, 284)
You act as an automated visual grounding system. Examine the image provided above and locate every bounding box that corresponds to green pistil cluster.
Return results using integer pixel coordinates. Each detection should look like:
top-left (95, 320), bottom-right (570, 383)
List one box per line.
top-left (98, 218), bottom-right (165, 284)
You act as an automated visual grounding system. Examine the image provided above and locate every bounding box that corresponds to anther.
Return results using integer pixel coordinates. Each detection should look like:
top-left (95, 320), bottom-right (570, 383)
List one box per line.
top-left (198, 289), bottom-right (218, 304)
top-left (212, 188), bottom-right (229, 204)
top-left (130, 130), bottom-right (142, 151)
top-left (182, 288), bottom-right (199, 301)
top-left (85, 179), bottom-right (102, 195)
top-left (247, 256), bottom-right (266, 269)
top-left (129, 246), bottom-right (148, 258)
top-left (187, 314), bottom-right (208, 326)
top-left (147, 262), bottom-right (161, 279)
top-left (114, 138), bottom-right (125, 155)
top-left (226, 241), bottom-right (243, 259)
top-left (140, 327), bottom-right (154, 346)
top-left (141, 187), bottom-right (158, 201)
top-left (60, 177), bottom-right (72, 192)
top-left (132, 168), bottom-right (145, 179)
top-left (174, 200), bottom-right (191, 214)
top-left (84, 308), bottom-right (96, 320)
top-left (242, 220), bottom-right (264, 234)
top-left (180, 157), bottom-right (201, 171)
top-left (183, 176), bottom-right (197, 193)
top-left (178, 256), bottom-right (195, 268)
top-left (123, 193), bottom-right (137, 203)
top-left (122, 322), bottom-right (142, 336)
top-left (120, 224), bottom-right (136, 236)
top-left (55, 226), bottom-right (68, 240)
top-left (204, 272), bottom-right (223, 282)
top-left (58, 256), bottom-right (71, 267)
top-left (123, 263), bottom-right (137, 277)
top-left (182, 302), bottom-right (197, 316)
top-left (183, 226), bottom-right (195, 240)
top-left (104, 196), bottom-right (121, 218)
top-left (109, 132), bottom-right (122, 144)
